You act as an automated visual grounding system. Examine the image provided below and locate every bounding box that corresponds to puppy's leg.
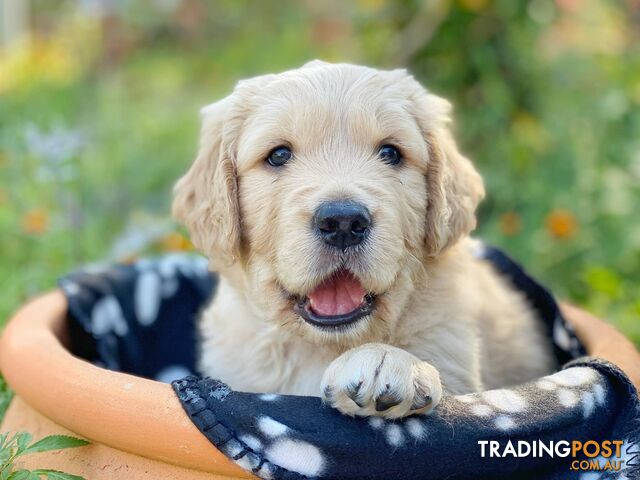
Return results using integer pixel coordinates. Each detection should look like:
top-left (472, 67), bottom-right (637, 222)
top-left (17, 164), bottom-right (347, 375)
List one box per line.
top-left (321, 343), bottom-right (442, 419)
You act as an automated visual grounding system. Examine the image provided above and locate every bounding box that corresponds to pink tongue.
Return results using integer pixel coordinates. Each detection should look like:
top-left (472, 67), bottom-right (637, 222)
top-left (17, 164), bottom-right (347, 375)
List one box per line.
top-left (308, 271), bottom-right (366, 316)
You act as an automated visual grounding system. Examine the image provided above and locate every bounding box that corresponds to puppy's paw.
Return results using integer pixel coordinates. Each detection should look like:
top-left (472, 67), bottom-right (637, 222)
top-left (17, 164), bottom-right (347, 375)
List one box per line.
top-left (321, 343), bottom-right (442, 419)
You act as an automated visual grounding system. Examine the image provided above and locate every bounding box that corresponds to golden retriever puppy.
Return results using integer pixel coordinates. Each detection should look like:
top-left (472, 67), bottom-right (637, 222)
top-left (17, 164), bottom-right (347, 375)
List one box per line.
top-left (172, 61), bottom-right (555, 419)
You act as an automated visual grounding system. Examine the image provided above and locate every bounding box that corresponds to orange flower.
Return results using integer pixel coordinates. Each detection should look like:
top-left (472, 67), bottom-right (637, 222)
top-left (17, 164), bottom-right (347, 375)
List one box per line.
top-left (22, 208), bottom-right (50, 235)
top-left (160, 232), bottom-right (194, 252)
top-left (555, 0), bottom-right (584, 13)
top-left (310, 17), bottom-right (351, 45)
top-left (499, 211), bottom-right (522, 236)
top-left (545, 209), bottom-right (578, 239)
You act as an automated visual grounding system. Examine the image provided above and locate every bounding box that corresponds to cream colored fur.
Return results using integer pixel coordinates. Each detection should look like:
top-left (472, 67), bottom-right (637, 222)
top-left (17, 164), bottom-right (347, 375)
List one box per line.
top-left (173, 61), bottom-right (555, 419)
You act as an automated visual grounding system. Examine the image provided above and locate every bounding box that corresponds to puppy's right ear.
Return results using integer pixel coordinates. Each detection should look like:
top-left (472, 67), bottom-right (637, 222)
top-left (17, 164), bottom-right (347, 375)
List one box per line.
top-left (172, 96), bottom-right (241, 268)
top-left (399, 74), bottom-right (485, 256)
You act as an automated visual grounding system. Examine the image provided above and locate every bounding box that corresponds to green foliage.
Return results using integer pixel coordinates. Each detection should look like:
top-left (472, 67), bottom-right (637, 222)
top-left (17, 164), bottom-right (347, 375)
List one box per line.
top-left (0, 433), bottom-right (88, 480)
top-left (21, 436), bottom-right (88, 455)
top-left (30, 471), bottom-right (84, 480)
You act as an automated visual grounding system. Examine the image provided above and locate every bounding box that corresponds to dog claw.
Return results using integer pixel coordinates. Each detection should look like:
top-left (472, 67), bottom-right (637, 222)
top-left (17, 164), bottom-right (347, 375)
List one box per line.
top-left (346, 380), bottom-right (364, 406)
top-left (323, 385), bottom-right (335, 402)
top-left (411, 393), bottom-right (432, 411)
top-left (375, 392), bottom-right (402, 411)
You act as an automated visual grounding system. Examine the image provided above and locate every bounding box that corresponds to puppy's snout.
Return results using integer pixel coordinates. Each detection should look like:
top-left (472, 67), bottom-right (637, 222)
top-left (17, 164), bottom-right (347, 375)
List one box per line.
top-left (313, 201), bottom-right (371, 250)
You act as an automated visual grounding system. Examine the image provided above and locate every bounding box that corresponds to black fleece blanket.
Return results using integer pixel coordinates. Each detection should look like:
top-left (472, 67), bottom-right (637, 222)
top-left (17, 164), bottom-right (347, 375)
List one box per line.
top-left (59, 247), bottom-right (640, 480)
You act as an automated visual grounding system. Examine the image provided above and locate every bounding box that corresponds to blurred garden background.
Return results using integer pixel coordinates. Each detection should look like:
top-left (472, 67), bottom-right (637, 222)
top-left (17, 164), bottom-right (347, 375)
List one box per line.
top-left (0, 0), bottom-right (638, 360)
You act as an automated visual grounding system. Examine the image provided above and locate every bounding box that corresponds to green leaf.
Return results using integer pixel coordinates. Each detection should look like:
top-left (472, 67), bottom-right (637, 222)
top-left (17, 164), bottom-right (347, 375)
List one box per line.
top-left (32, 470), bottom-right (85, 480)
top-left (4, 433), bottom-right (19, 449)
top-left (7, 470), bottom-right (37, 480)
top-left (0, 444), bottom-right (13, 464)
top-left (1, 433), bottom-right (21, 467)
top-left (23, 436), bottom-right (88, 455)
top-left (0, 464), bottom-right (14, 480)
top-left (15, 434), bottom-right (32, 456)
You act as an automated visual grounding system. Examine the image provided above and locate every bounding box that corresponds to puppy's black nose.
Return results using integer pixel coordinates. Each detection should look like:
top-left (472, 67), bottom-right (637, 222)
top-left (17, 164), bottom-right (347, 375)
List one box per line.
top-left (314, 201), bottom-right (371, 249)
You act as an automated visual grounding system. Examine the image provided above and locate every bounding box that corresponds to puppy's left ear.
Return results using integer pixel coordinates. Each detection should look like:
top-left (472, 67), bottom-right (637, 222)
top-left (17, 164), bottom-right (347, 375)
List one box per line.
top-left (408, 84), bottom-right (485, 256)
top-left (173, 74), bottom-right (277, 269)
top-left (172, 96), bottom-right (241, 268)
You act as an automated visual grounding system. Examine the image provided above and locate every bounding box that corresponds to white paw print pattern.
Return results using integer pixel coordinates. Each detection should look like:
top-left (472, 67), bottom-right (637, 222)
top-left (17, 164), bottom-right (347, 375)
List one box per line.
top-left (552, 314), bottom-right (584, 357)
top-left (133, 254), bottom-right (210, 326)
top-left (135, 270), bottom-right (162, 326)
top-left (258, 416), bottom-right (290, 438)
top-left (481, 389), bottom-right (527, 431)
top-left (259, 393), bottom-right (280, 401)
top-left (60, 280), bottom-right (80, 296)
top-left (452, 366), bottom-right (606, 431)
top-left (154, 365), bottom-right (193, 383)
top-left (481, 389), bottom-right (527, 413)
top-left (265, 438), bottom-right (325, 478)
top-left (91, 295), bottom-right (128, 336)
top-left (368, 415), bottom-right (428, 447)
top-left (68, 254), bottom-right (210, 336)
top-left (449, 389), bottom-right (529, 431)
top-left (542, 368), bottom-right (607, 418)
top-left (219, 415), bottom-right (327, 479)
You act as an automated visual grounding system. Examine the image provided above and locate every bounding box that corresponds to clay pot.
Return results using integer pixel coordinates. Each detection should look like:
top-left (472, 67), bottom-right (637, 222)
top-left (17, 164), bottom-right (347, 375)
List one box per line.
top-left (0, 291), bottom-right (253, 479)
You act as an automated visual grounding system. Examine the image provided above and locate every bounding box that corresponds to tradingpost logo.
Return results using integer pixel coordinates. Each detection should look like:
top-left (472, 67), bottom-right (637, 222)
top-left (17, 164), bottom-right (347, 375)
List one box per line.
top-left (478, 439), bottom-right (625, 473)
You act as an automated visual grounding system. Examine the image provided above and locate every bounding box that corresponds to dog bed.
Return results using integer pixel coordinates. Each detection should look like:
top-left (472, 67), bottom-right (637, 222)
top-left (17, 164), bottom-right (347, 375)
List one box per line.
top-left (58, 246), bottom-right (640, 480)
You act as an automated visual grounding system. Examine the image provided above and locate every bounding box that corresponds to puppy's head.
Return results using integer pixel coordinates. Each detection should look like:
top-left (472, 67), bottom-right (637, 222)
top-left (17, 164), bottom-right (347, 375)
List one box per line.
top-left (173, 61), bottom-right (484, 346)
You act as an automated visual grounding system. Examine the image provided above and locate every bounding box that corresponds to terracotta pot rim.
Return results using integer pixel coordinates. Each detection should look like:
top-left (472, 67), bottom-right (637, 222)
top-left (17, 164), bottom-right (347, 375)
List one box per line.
top-left (0, 290), bottom-right (252, 478)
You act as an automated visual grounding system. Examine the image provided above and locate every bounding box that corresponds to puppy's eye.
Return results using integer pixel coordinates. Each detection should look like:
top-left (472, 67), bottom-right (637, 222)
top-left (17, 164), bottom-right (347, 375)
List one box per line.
top-left (378, 144), bottom-right (401, 165)
top-left (266, 146), bottom-right (292, 167)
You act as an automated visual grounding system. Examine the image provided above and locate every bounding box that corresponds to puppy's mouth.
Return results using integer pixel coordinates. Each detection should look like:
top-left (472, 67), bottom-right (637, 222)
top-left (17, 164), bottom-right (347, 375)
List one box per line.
top-left (293, 269), bottom-right (375, 328)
